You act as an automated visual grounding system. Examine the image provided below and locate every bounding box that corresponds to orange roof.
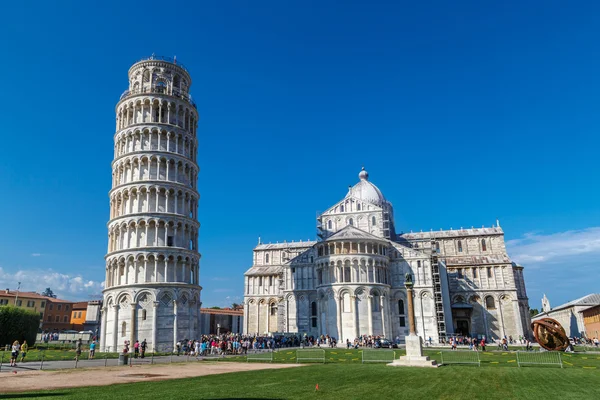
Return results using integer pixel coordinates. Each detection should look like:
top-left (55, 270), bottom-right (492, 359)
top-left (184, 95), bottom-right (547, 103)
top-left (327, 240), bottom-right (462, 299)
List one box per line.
top-left (45, 297), bottom-right (74, 304)
top-left (200, 308), bottom-right (244, 316)
top-left (73, 301), bottom-right (88, 309)
top-left (0, 291), bottom-right (52, 300)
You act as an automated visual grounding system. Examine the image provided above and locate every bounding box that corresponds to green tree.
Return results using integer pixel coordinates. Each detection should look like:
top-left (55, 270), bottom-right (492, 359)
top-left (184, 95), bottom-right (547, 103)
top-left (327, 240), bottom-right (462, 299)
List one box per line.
top-left (209, 306), bottom-right (221, 309)
top-left (41, 288), bottom-right (57, 298)
top-left (529, 308), bottom-right (539, 317)
top-left (0, 306), bottom-right (40, 346)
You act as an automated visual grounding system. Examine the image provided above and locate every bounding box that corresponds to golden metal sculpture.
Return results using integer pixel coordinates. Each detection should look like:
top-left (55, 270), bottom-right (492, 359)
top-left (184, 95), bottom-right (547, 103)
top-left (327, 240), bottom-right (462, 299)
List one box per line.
top-left (531, 318), bottom-right (570, 351)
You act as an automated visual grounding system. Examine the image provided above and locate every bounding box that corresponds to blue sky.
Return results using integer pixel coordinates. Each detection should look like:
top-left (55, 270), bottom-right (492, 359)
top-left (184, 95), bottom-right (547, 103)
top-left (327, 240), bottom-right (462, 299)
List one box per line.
top-left (0, 1), bottom-right (599, 310)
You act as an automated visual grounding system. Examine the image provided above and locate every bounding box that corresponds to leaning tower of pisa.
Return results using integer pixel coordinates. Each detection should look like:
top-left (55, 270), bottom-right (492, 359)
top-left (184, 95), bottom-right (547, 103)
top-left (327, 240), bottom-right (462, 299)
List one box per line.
top-left (101, 56), bottom-right (201, 352)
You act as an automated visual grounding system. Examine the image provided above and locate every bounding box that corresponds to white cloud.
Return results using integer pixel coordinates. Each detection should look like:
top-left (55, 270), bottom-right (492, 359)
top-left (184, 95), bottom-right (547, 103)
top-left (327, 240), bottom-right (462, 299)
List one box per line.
top-left (506, 227), bottom-right (600, 266)
top-left (0, 267), bottom-right (104, 301)
top-left (31, 253), bottom-right (42, 257)
top-left (506, 227), bottom-right (600, 308)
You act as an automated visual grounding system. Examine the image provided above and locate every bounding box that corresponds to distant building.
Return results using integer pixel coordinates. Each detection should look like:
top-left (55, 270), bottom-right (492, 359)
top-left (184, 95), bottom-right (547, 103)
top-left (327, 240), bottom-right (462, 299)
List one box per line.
top-left (200, 308), bottom-right (243, 335)
top-left (581, 305), bottom-right (600, 339)
top-left (0, 289), bottom-right (50, 326)
top-left (83, 300), bottom-right (103, 337)
top-left (532, 293), bottom-right (600, 338)
top-left (42, 298), bottom-right (75, 332)
top-left (70, 302), bottom-right (88, 331)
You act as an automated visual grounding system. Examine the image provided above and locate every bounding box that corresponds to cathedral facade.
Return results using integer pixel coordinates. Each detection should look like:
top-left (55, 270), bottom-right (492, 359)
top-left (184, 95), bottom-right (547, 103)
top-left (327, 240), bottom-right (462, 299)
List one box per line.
top-left (243, 168), bottom-right (531, 344)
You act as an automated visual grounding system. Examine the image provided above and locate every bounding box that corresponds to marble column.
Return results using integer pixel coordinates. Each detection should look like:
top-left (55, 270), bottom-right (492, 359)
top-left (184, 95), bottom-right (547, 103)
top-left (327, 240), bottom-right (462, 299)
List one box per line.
top-left (112, 304), bottom-right (119, 352)
top-left (152, 301), bottom-right (159, 352)
top-left (367, 296), bottom-right (373, 335)
top-left (353, 295), bottom-right (359, 338)
top-left (130, 302), bottom-right (137, 345)
top-left (381, 295), bottom-right (387, 337)
top-left (406, 284), bottom-right (416, 335)
top-left (337, 296), bottom-right (343, 342)
top-left (173, 300), bottom-right (178, 350)
top-left (100, 307), bottom-right (107, 351)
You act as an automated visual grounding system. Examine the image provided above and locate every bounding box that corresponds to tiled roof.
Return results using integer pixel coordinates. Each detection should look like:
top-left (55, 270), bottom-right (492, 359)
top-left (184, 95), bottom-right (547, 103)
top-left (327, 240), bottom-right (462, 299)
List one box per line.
top-left (45, 298), bottom-right (75, 304)
top-left (400, 227), bottom-right (504, 240)
top-left (244, 266), bottom-right (283, 276)
top-left (325, 225), bottom-right (387, 242)
top-left (578, 304), bottom-right (600, 314)
top-left (255, 241), bottom-right (316, 250)
top-left (73, 301), bottom-right (88, 309)
top-left (551, 293), bottom-right (600, 312)
top-left (0, 291), bottom-right (52, 300)
top-left (201, 308), bottom-right (244, 316)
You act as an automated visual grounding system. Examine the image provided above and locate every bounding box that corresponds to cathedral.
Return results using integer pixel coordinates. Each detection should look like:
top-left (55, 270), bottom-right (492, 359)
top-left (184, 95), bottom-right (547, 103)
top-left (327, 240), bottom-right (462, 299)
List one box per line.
top-left (243, 168), bottom-right (531, 344)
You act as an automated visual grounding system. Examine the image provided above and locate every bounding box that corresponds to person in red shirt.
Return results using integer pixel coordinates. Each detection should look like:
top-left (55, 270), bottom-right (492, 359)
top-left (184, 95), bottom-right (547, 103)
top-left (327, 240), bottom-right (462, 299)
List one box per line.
top-left (134, 340), bottom-right (140, 358)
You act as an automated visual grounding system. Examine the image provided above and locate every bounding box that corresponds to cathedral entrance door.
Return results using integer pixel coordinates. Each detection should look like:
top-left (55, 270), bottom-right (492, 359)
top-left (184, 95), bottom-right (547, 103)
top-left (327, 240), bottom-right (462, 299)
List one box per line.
top-left (456, 320), bottom-right (470, 337)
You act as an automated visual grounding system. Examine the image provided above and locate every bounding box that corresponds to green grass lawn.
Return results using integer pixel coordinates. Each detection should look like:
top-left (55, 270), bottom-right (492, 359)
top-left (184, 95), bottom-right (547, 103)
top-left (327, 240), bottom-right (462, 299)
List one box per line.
top-left (0, 349), bottom-right (121, 363)
top-left (10, 361), bottom-right (600, 400)
top-left (226, 348), bottom-right (600, 369)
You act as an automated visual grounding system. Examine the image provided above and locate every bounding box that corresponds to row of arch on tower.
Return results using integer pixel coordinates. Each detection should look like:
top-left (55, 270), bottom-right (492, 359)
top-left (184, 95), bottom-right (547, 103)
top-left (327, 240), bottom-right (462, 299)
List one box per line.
top-left (128, 64), bottom-right (191, 100)
top-left (105, 288), bottom-right (200, 311)
top-left (105, 253), bottom-right (200, 288)
top-left (109, 185), bottom-right (198, 220)
top-left (114, 126), bottom-right (196, 161)
top-left (107, 218), bottom-right (199, 253)
top-left (315, 258), bottom-right (391, 286)
top-left (112, 155), bottom-right (197, 189)
top-left (116, 97), bottom-right (197, 135)
top-left (316, 241), bottom-right (389, 257)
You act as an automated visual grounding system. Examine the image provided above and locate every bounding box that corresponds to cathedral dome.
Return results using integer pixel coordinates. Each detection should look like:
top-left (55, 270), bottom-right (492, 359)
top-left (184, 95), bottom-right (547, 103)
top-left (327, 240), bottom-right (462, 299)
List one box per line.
top-left (345, 167), bottom-right (387, 207)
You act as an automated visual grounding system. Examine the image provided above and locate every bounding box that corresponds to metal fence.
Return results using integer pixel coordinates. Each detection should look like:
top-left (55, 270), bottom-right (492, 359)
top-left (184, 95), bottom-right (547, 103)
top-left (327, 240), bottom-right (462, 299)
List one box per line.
top-left (247, 350), bottom-right (274, 363)
top-left (439, 350), bottom-right (481, 367)
top-left (516, 351), bottom-right (562, 368)
top-left (362, 350), bottom-right (396, 363)
top-left (296, 349), bottom-right (325, 364)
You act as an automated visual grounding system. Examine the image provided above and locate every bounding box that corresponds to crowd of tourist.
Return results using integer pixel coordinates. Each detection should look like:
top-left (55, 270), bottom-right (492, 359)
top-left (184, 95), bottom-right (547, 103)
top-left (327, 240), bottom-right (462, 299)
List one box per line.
top-left (40, 332), bottom-right (60, 342)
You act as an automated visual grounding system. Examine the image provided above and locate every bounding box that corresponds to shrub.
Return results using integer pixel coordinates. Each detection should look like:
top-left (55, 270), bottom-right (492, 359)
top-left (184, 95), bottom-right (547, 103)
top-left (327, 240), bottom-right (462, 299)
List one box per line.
top-left (0, 306), bottom-right (40, 346)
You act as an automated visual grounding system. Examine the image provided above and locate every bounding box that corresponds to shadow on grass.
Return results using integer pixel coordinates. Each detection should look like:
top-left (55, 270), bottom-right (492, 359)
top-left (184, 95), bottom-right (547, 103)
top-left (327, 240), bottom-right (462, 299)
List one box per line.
top-left (0, 394), bottom-right (67, 398)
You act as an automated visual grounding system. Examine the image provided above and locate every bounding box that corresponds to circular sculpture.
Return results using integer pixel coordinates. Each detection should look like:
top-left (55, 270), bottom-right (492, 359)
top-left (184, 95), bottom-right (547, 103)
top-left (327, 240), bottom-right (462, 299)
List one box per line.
top-left (531, 318), bottom-right (569, 351)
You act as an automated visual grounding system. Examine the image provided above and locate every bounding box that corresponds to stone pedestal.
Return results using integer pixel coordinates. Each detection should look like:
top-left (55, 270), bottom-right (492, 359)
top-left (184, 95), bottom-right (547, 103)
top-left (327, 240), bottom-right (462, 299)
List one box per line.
top-left (388, 335), bottom-right (438, 368)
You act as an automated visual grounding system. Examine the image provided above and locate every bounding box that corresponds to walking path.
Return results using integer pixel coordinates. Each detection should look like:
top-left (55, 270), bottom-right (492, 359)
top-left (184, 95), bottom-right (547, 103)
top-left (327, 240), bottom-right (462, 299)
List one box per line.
top-left (0, 362), bottom-right (304, 393)
top-left (0, 353), bottom-right (243, 373)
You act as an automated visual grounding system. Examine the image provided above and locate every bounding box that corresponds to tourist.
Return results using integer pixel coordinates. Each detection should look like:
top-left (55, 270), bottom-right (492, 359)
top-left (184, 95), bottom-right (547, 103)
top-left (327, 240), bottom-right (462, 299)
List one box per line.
top-left (20, 340), bottom-right (28, 362)
top-left (480, 338), bottom-right (486, 351)
top-left (89, 340), bottom-right (96, 359)
top-left (176, 340), bottom-right (181, 356)
top-left (195, 340), bottom-right (201, 358)
top-left (10, 340), bottom-right (19, 367)
top-left (75, 338), bottom-right (83, 362)
top-left (134, 340), bottom-right (140, 358)
top-left (141, 339), bottom-right (147, 358)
